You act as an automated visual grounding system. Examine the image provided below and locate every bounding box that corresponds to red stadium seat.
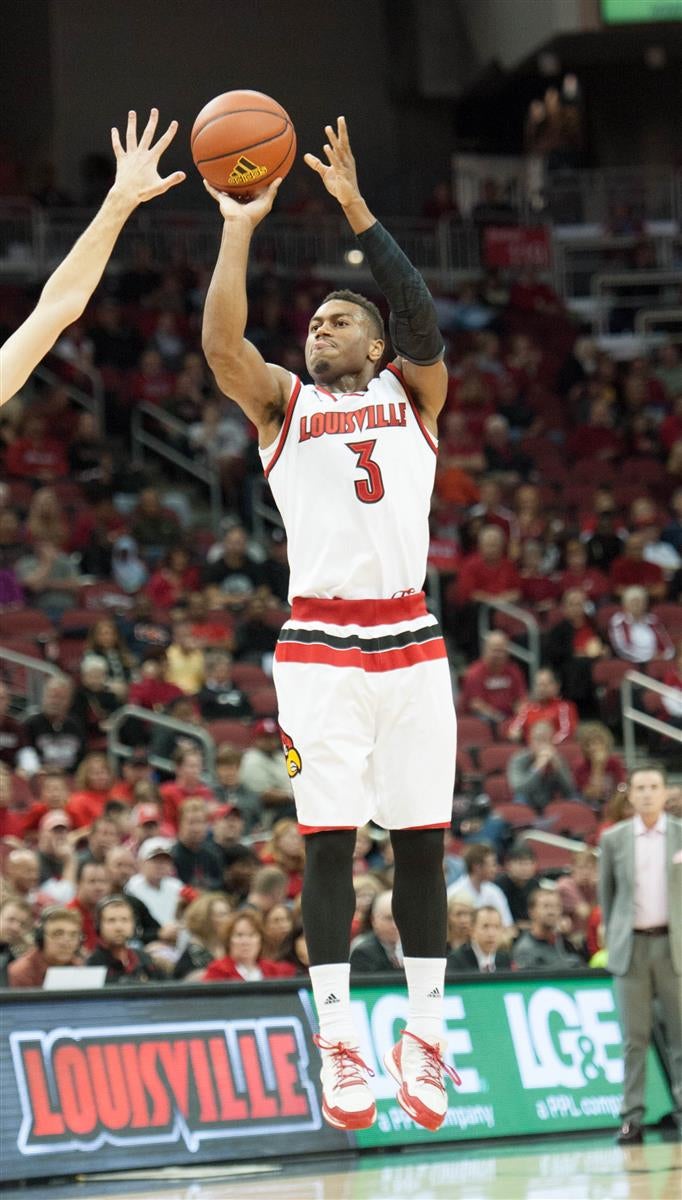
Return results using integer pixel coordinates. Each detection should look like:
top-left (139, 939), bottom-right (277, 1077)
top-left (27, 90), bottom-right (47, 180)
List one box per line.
top-left (456, 748), bottom-right (477, 778)
top-left (1, 611), bottom-right (54, 640)
top-left (60, 609), bottom-right (106, 635)
top-left (456, 716), bottom-right (493, 752)
top-left (651, 604), bottom-right (682, 639)
top-left (557, 741), bottom-right (584, 773)
top-left (232, 663), bottom-right (270, 691)
top-left (207, 720), bottom-right (257, 750)
top-left (478, 744), bottom-right (518, 777)
top-left (491, 798), bottom-right (535, 826)
top-left (592, 659), bottom-right (632, 690)
top-left (594, 605), bottom-right (621, 637)
top-left (522, 837), bottom-right (574, 871)
top-left (544, 800), bottom-right (598, 840)
top-left (248, 686), bottom-right (278, 718)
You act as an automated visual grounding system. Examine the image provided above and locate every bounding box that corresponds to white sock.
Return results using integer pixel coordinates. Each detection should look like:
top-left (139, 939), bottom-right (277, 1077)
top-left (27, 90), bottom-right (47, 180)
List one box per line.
top-left (309, 962), bottom-right (357, 1044)
top-left (403, 956), bottom-right (446, 1044)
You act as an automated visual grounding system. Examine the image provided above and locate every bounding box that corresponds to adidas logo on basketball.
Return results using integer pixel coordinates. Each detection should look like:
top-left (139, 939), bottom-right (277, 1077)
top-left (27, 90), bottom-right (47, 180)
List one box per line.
top-left (227, 155), bottom-right (268, 186)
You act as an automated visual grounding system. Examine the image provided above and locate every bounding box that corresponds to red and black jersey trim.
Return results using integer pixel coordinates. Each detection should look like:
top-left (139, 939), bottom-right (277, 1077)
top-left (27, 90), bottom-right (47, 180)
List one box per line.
top-left (263, 375), bottom-right (302, 479)
top-left (275, 620), bottom-right (448, 671)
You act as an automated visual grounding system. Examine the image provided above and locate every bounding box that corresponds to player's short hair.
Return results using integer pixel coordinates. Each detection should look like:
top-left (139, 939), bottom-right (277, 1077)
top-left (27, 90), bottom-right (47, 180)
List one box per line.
top-left (322, 290), bottom-right (385, 342)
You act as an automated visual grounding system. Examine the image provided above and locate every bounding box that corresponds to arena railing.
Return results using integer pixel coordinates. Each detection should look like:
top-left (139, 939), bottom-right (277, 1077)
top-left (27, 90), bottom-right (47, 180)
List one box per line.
top-left (620, 671), bottom-right (682, 770)
top-left (477, 600), bottom-right (540, 684)
top-left (107, 705), bottom-right (216, 778)
top-left (591, 270), bottom-right (682, 336)
top-left (130, 402), bottom-right (223, 532)
top-left (0, 646), bottom-right (64, 710)
top-left (635, 307), bottom-right (682, 341)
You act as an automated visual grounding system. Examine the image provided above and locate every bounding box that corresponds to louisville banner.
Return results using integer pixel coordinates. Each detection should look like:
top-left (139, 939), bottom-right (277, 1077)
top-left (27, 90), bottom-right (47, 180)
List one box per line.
top-left (0, 973), bottom-right (673, 1181)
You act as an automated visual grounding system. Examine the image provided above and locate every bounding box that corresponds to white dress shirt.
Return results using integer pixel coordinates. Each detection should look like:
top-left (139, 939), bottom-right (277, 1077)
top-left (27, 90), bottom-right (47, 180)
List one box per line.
top-left (472, 942), bottom-right (496, 972)
top-left (446, 875), bottom-right (514, 927)
top-left (633, 813), bottom-right (668, 929)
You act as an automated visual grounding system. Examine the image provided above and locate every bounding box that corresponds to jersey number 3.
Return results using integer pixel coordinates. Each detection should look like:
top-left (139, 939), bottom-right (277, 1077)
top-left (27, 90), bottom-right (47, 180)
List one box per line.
top-left (347, 440), bottom-right (385, 504)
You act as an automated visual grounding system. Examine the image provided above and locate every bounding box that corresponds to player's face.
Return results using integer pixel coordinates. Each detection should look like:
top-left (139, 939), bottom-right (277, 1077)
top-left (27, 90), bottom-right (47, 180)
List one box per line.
top-left (305, 301), bottom-right (382, 384)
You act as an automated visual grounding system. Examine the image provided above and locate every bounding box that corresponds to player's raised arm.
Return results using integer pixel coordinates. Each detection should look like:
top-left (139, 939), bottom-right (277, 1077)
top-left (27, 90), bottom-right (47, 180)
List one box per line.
top-left (305, 116), bottom-right (447, 432)
top-left (0, 109), bottom-right (185, 408)
top-left (201, 181), bottom-right (291, 443)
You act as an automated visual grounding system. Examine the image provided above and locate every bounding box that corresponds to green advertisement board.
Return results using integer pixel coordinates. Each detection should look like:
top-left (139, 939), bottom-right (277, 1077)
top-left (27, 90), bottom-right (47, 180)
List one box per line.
top-left (347, 974), bottom-right (672, 1147)
top-left (601, 0), bottom-right (682, 21)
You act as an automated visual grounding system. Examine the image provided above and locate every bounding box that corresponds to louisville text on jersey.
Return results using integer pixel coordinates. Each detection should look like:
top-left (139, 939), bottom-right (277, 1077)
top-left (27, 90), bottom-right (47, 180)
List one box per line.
top-left (299, 401), bottom-right (407, 441)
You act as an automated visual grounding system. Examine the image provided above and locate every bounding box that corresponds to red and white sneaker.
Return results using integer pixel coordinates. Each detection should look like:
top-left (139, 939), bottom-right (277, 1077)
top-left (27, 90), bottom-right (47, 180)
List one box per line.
top-left (313, 1035), bottom-right (377, 1130)
top-left (383, 1029), bottom-right (461, 1131)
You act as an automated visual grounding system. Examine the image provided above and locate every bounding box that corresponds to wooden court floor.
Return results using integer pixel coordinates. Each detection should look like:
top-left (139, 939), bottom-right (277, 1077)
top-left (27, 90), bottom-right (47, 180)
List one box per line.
top-left (11, 1135), bottom-right (681, 1200)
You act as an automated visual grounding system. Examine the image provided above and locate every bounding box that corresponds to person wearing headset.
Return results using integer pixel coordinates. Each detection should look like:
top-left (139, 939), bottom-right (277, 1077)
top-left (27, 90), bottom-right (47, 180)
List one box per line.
top-left (86, 895), bottom-right (164, 984)
top-left (7, 907), bottom-right (83, 988)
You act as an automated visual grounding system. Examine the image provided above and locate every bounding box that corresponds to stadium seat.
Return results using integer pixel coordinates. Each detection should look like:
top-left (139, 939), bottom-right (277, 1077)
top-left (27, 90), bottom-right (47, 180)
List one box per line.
top-left (60, 609), bottom-right (106, 635)
top-left (207, 720), bottom-right (257, 750)
top-left (248, 686), bottom-right (278, 717)
top-left (594, 604), bottom-right (621, 637)
top-left (456, 716), bottom-right (494, 752)
top-left (544, 800), bottom-right (598, 840)
top-left (232, 663), bottom-right (269, 691)
top-left (652, 604), bottom-right (682, 639)
top-left (591, 659), bottom-right (632, 690)
top-left (491, 798), bottom-right (535, 826)
top-left (1, 611), bottom-right (54, 639)
top-left (478, 744), bottom-right (518, 777)
top-left (521, 836), bottom-right (574, 871)
top-left (556, 741), bottom-right (584, 773)
top-left (456, 748), bottom-right (477, 779)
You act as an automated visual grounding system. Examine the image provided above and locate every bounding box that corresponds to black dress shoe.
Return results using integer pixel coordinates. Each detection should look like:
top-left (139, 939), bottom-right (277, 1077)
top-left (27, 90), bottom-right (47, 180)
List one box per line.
top-left (616, 1121), bottom-right (643, 1144)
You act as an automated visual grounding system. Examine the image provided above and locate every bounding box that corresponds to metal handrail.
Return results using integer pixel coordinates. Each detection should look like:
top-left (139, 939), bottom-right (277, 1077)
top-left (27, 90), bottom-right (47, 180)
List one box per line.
top-left (592, 271), bottom-right (682, 335)
top-left (107, 705), bottom-right (217, 777)
top-left (131, 403), bottom-right (223, 531)
top-left (0, 647), bottom-right (64, 708)
top-left (620, 671), bottom-right (682, 770)
top-left (634, 308), bottom-right (682, 338)
top-left (32, 362), bottom-right (104, 430)
top-left (477, 600), bottom-right (540, 684)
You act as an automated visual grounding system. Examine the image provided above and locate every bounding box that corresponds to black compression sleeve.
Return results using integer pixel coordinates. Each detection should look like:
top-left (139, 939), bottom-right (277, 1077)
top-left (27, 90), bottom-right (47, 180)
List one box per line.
top-left (356, 220), bottom-right (444, 366)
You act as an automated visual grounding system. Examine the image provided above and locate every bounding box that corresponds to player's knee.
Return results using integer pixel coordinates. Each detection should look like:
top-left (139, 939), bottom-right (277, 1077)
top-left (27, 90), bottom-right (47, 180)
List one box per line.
top-left (304, 829), bottom-right (356, 878)
top-left (390, 827), bottom-right (445, 873)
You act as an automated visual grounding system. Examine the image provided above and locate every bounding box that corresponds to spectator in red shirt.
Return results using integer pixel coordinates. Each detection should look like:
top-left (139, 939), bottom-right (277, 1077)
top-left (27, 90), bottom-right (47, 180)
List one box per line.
top-left (185, 590), bottom-right (234, 651)
top-left (67, 860), bottom-right (110, 952)
top-left (450, 525), bottom-right (521, 651)
top-left (458, 631), bottom-right (527, 727)
top-left (128, 652), bottom-right (184, 711)
top-left (203, 909), bottom-right (297, 982)
top-left (259, 818), bottom-right (305, 900)
top-left (518, 540), bottom-right (560, 613)
top-left (5, 413), bottom-right (68, 482)
top-left (573, 722), bottom-right (626, 809)
top-left (159, 746), bottom-right (215, 831)
top-left (128, 347), bottom-right (175, 407)
top-left (65, 752), bottom-right (114, 829)
top-left (569, 399), bottom-right (623, 462)
top-left (506, 667), bottom-right (578, 745)
top-left (609, 533), bottom-right (666, 601)
top-left (109, 748), bottom-right (154, 805)
top-left (455, 525), bottom-right (521, 606)
top-left (20, 768), bottom-right (72, 837)
top-left (466, 480), bottom-right (519, 545)
top-left (147, 547), bottom-right (201, 610)
top-left (558, 539), bottom-right (610, 606)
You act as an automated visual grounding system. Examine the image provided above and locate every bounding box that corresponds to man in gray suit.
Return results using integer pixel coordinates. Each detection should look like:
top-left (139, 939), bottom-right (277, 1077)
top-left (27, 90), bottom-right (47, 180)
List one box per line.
top-left (599, 764), bottom-right (682, 1144)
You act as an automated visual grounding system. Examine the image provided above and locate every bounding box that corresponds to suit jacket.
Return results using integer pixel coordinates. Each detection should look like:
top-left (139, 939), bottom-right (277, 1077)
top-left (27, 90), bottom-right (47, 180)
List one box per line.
top-left (598, 815), bottom-right (682, 976)
top-left (350, 933), bottom-right (401, 973)
top-left (446, 943), bottom-right (512, 973)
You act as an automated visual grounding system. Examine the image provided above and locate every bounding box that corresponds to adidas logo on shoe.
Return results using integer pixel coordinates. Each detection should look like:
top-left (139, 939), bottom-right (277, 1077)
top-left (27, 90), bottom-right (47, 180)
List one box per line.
top-left (323, 993), bottom-right (340, 1005)
top-left (426, 987), bottom-right (441, 999)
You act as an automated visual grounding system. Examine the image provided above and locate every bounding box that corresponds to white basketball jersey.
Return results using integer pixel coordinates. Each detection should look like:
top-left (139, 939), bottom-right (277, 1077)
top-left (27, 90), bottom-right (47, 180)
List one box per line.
top-left (259, 364), bottom-right (438, 601)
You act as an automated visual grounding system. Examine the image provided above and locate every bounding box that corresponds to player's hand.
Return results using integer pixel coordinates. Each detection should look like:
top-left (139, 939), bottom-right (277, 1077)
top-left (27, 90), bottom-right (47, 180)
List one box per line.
top-left (203, 177), bottom-right (281, 228)
top-left (304, 116), bottom-right (362, 209)
top-left (110, 109), bottom-right (186, 207)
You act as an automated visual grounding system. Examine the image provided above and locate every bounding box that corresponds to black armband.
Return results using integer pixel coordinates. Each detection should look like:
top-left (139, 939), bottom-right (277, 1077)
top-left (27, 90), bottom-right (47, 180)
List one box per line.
top-left (356, 220), bottom-right (444, 365)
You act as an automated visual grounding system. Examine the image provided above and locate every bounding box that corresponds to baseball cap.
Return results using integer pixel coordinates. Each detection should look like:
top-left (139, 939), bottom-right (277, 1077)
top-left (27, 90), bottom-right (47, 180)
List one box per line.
top-left (212, 803), bottom-right (243, 821)
top-left (138, 837), bottom-right (175, 861)
top-left (39, 810), bottom-right (72, 833)
top-left (253, 718), bottom-right (278, 737)
top-left (132, 803), bottom-right (160, 826)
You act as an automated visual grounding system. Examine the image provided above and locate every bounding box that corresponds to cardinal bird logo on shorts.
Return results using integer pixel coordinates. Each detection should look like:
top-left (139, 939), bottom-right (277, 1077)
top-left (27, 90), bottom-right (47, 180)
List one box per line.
top-left (279, 727), bottom-right (302, 778)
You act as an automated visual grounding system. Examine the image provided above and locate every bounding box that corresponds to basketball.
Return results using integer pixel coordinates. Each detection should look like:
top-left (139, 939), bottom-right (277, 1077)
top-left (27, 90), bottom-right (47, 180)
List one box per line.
top-left (191, 89), bottom-right (296, 195)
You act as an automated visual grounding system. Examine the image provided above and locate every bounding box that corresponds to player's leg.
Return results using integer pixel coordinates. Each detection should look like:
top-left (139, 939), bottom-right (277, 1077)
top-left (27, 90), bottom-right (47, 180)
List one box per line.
top-left (373, 654), bottom-right (459, 1130)
top-left (302, 828), bottom-right (377, 1129)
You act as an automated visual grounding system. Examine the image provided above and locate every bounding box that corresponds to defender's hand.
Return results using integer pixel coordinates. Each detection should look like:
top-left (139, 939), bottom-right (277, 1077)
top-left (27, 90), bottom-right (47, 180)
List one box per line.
top-left (203, 177), bottom-right (281, 228)
top-left (304, 116), bottom-right (362, 209)
top-left (110, 109), bottom-right (185, 207)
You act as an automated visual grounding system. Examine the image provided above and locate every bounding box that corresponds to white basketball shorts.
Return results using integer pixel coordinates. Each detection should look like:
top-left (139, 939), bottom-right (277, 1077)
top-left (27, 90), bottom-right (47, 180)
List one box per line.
top-left (272, 592), bottom-right (457, 833)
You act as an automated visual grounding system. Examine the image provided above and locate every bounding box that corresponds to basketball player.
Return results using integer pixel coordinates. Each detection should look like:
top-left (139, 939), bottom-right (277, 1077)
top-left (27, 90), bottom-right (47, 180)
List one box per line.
top-left (0, 109), bottom-right (184, 408)
top-left (202, 116), bottom-right (458, 1132)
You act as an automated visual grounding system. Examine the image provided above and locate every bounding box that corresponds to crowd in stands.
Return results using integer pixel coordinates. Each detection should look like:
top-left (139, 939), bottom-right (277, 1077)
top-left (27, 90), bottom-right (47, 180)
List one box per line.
top-left (1, 229), bottom-right (681, 990)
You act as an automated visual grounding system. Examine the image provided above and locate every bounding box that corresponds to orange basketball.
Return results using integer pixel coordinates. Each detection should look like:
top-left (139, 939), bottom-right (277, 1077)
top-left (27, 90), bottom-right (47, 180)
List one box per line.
top-left (191, 89), bottom-right (296, 195)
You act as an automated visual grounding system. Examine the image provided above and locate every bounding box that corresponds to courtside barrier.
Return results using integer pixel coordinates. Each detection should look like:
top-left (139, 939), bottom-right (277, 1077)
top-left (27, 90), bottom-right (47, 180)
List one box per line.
top-left (0, 970), bottom-right (673, 1182)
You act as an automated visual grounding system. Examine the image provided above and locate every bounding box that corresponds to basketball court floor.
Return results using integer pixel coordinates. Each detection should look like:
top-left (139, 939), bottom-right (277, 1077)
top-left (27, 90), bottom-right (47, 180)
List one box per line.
top-left (8, 1135), bottom-right (681, 1200)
